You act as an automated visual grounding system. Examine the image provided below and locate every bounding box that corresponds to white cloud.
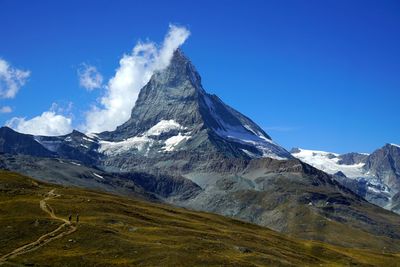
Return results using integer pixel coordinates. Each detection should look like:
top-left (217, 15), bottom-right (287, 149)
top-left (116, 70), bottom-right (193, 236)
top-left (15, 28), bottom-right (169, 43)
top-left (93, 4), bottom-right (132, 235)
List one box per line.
top-left (50, 101), bottom-right (74, 114)
top-left (78, 64), bottom-right (103, 90)
top-left (83, 24), bottom-right (190, 133)
top-left (0, 58), bottom-right (30, 99)
top-left (0, 106), bottom-right (12, 113)
top-left (4, 24), bottom-right (189, 136)
top-left (6, 110), bottom-right (72, 136)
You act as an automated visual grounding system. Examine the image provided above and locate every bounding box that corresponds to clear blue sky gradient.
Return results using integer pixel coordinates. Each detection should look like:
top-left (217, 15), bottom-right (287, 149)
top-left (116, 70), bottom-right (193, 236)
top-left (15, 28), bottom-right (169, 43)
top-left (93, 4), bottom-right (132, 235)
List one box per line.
top-left (0, 0), bottom-right (399, 153)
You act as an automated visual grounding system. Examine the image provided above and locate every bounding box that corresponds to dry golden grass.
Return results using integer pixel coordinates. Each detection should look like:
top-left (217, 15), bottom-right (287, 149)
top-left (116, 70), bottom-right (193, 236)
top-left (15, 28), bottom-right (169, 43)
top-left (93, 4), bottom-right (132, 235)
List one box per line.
top-left (0, 170), bottom-right (399, 266)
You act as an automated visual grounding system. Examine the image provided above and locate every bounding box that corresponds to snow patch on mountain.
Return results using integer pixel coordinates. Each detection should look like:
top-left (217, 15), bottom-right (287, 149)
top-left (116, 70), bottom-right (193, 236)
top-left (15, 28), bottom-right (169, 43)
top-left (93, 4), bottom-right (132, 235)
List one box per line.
top-left (243, 124), bottom-right (271, 142)
top-left (214, 124), bottom-right (274, 145)
top-left (86, 133), bottom-right (100, 139)
top-left (146, 120), bottom-right (185, 136)
top-left (204, 95), bottom-right (288, 160)
top-left (241, 149), bottom-right (258, 158)
top-left (292, 148), bottom-right (365, 178)
top-left (215, 125), bottom-right (288, 159)
top-left (163, 133), bottom-right (191, 151)
top-left (99, 119), bottom-right (189, 155)
top-left (390, 143), bottom-right (400, 148)
top-left (82, 136), bottom-right (96, 143)
top-left (92, 172), bottom-right (104, 180)
top-left (99, 136), bottom-right (153, 155)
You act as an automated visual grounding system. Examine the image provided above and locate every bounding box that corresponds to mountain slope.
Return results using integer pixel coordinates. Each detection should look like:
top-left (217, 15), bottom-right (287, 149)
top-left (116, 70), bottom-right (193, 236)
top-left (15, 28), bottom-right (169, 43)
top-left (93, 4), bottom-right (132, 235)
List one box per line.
top-left (34, 130), bottom-right (102, 165)
top-left (291, 145), bottom-right (400, 214)
top-left (1, 171), bottom-right (399, 267)
top-left (176, 157), bottom-right (400, 252)
top-left (0, 127), bottom-right (102, 165)
top-left (0, 154), bottom-right (201, 203)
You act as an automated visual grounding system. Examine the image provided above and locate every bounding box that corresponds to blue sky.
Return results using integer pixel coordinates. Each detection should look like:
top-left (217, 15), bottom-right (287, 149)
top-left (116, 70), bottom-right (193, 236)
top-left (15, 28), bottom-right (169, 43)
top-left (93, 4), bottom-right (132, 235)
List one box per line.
top-left (0, 0), bottom-right (399, 153)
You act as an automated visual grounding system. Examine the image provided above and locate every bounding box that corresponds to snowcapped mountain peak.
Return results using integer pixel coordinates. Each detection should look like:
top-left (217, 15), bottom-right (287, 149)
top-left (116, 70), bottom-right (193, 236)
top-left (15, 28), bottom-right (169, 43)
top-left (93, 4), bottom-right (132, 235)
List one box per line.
top-left (18, 50), bottom-right (292, 177)
top-left (98, 49), bottom-right (291, 161)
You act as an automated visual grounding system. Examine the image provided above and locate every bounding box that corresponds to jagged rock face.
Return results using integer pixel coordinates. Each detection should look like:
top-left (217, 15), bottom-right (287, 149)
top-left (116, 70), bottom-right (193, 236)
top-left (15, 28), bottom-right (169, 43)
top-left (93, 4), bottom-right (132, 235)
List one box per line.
top-left (98, 49), bottom-right (291, 173)
top-left (104, 50), bottom-right (206, 140)
top-left (364, 144), bottom-right (400, 191)
top-left (362, 144), bottom-right (400, 213)
top-left (338, 152), bottom-right (368, 165)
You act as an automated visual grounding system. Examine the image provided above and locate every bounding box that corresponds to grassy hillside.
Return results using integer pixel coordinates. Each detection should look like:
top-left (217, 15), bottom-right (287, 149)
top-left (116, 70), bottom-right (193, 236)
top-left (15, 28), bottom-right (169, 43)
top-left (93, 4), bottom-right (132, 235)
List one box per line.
top-left (0, 171), bottom-right (399, 266)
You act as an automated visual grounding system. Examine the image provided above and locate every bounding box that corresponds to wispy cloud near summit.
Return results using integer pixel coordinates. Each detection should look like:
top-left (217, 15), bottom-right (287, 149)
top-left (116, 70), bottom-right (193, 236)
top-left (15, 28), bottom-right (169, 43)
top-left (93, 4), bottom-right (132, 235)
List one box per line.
top-left (6, 24), bottom-right (190, 136)
top-left (78, 64), bottom-right (104, 91)
top-left (83, 24), bottom-right (190, 133)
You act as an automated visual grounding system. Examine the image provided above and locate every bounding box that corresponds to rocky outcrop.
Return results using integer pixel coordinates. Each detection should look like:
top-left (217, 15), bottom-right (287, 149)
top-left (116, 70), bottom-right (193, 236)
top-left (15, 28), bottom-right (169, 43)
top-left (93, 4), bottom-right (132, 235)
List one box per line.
top-left (338, 152), bottom-right (368, 165)
top-left (364, 144), bottom-right (400, 191)
top-left (0, 127), bottom-right (54, 157)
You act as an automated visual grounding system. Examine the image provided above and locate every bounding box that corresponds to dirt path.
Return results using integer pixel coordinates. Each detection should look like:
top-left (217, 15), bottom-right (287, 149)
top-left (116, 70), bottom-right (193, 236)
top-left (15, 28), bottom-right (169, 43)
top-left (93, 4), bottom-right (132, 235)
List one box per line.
top-left (0, 189), bottom-right (77, 265)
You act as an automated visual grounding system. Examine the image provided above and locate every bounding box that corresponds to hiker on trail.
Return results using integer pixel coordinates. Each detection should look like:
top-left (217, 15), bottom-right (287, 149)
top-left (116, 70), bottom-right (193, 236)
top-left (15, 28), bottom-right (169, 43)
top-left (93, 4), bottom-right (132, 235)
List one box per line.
top-left (76, 213), bottom-right (79, 224)
top-left (68, 214), bottom-right (72, 222)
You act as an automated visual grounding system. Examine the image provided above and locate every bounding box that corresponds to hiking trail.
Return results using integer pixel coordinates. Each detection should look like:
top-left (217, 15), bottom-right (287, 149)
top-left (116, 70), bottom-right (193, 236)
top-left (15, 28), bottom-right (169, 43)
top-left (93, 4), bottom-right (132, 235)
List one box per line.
top-left (0, 189), bottom-right (77, 265)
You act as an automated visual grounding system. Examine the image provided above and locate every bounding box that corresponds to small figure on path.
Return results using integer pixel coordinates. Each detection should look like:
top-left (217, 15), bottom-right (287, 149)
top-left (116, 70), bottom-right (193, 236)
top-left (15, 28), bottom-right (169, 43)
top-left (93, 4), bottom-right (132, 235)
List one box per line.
top-left (76, 213), bottom-right (80, 224)
top-left (68, 214), bottom-right (72, 222)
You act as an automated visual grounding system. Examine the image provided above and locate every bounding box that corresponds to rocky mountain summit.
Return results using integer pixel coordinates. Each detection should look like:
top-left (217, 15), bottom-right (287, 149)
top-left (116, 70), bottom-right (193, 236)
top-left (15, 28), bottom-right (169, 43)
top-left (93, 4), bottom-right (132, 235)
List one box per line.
top-left (98, 49), bottom-right (292, 173)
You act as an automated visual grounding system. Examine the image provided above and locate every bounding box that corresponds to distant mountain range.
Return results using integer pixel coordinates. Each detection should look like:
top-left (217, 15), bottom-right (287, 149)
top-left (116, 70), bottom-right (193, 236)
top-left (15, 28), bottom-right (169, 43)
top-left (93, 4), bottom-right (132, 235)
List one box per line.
top-left (291, 144), bottom-right (400, 214)
top-left (1, 49), bottom-right (400, 251)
